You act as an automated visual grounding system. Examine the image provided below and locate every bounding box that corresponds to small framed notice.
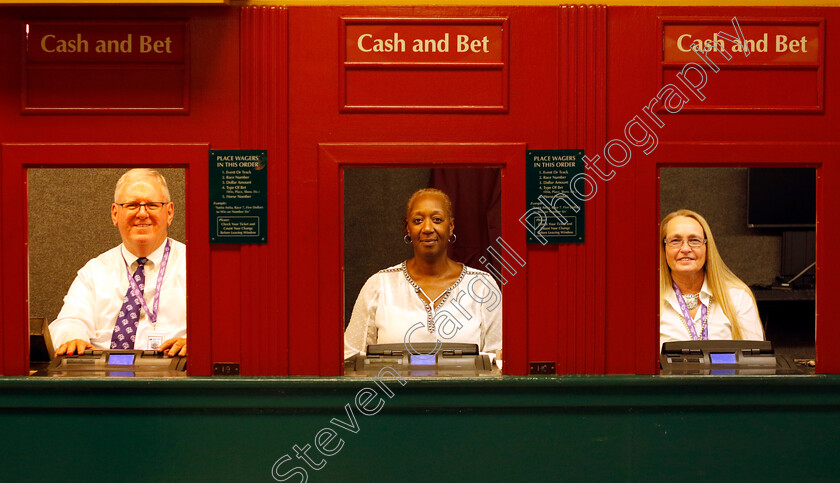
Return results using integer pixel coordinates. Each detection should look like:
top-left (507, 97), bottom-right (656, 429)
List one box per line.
top-left (525, 149), bottom-right (585, 244)
top-left (209, 150), bottom-right (267, 244)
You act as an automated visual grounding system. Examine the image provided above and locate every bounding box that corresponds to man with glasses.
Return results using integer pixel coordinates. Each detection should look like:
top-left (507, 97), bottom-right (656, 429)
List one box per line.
top-left (50, 169), bottom-right (187, 357)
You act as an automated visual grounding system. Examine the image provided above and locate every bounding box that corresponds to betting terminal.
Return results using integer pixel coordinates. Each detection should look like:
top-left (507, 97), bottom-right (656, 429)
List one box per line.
top-left (660, 340), bottom-right (806, 375)
top-left (29, 317), bottom-right (186, 377)
top-left (345, 343), bottom-right (500, 377)
top-left (42, 350), bottom-right (186, 377)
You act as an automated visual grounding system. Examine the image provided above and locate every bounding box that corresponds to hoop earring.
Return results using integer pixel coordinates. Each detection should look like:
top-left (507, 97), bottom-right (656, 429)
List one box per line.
top-left (448, 233), bottom-right (457, 244)
top-left (404, 234), bottom-right (412, 244)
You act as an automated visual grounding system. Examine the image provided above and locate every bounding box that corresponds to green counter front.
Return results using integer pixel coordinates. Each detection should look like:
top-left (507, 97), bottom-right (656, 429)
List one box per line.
top-left (1, 376), bottom-right (839, 482)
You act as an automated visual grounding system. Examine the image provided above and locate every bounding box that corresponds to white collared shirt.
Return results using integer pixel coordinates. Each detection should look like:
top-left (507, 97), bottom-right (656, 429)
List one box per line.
top-left (49, 238), bottom-right (187, 350)
top-left (344, 262), bottom-right (503, 359)
top-left (660, 278), bottom-right (764, 349)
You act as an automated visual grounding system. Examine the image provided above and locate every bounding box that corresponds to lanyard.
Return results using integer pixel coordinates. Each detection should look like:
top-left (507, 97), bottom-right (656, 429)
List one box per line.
top-left (123, 239), bottom-right (171, 325)
top-left (672, 281), bottom-right (708, 340)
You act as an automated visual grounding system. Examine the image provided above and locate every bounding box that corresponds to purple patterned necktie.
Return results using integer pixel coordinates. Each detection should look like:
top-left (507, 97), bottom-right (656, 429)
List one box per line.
top-left (110, 257), bottom-right (148, 350)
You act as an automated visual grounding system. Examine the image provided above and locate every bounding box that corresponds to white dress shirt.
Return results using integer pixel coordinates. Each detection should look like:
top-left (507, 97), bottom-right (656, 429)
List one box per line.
top-left (49, 238), bottom-right (187, 350)
top-left (344, 262), bottom-right (503, 359)
top-left (660, 278), bottom-right (764, 349)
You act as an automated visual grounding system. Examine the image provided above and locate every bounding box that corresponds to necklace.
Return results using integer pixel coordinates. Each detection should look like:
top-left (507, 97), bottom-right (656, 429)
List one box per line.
top-left (678, 299), bottom-right (712, 341)
top-left (401, 261), bottom-right (466, 333)
top-left (683, 292), bottom-right (700, 310)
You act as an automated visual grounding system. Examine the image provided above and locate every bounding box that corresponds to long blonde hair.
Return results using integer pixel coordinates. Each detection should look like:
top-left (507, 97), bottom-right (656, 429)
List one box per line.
top-left (659, 209), bottom-right (761, 340)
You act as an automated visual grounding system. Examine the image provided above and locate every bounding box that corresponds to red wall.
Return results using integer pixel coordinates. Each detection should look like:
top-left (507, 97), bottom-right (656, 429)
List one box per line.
top-left (0, 4), bottom-right (837, 376)
top-left (607, 7), bottom-right (840, 373)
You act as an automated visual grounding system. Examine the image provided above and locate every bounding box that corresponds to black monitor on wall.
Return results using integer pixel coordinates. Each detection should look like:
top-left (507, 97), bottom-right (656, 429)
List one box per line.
top-left (747, 168), bottom-right (816, 228)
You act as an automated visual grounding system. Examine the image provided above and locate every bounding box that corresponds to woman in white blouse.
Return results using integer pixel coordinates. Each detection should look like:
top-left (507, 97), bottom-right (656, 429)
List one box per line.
top-left (660, 209), bottom-right (764, 348)
top-left (344, 188), bottom-right (502, 360)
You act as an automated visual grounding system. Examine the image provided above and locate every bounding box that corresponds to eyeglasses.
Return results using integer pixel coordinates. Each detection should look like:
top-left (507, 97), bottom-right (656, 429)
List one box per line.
top-left (116, 202), bottom-right (169, 212)
top-left (664, 237), bottom-right (707, 248)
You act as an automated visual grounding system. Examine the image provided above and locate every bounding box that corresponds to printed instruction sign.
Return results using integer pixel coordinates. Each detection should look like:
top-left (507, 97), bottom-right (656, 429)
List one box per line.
top-left (525, 149), bottom-right (585, 244)
top-left (209, 150), bottom-right (267, 244)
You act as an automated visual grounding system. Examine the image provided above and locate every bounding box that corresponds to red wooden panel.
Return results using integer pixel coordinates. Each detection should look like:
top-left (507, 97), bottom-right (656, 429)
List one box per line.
top-left (0, 8), bottom-right (238, 143)
top-left (584, 5), bottom-right (608, 375)
top-left (344, 69), bottom-right (505, 111)
top-left (0, 143), bottom-right (210, 376)
top-left (545, 5), bottom-right (607, 375)
top-left (317, 147), bottom-right (343, 376)
top-left (662, 67), bottom-right (821, 112)
top-left (24, 66), bottom-right (187, 111)
top-left (184, 152), bottom-right (212, 376)
top-left (552, 6), bottom-right (571, 375)
top-left (500, 148), bottom-right (529, 376)
top-left (634, 151), bottom-right (659, 375)
top-left (572, 6), bottom-right (586, 374)
top-left (318, 143), bottom-right (526, 375)
top-left (240, 6), bottom-right (289, 376)
top-left (815, 151), bottom-right (840, 373)
top-left (210, 247), bottom-right (240, 368)
top-left (604, 6), bottom-right (661, 375)
top-left (287, 7), bottom-right (328, 376)
top-left (0, 147), bottom-right (26, 376)
top-left (522, 7), bottom-right (561, 375)
top-left (658, 17), bottom-right (824, 114)
top-left (0, 146), bottom-right (3, 375)
top-left (21, 20), bottom-right (190, 114)
top-left (607, 6), bottom-right (839, 147)
top-left (593, 4), bottom-right (608, 374)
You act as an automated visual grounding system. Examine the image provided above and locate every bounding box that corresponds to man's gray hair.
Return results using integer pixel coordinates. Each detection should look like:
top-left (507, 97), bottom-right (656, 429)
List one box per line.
top-left (114, 168), bottom-right (171, 202)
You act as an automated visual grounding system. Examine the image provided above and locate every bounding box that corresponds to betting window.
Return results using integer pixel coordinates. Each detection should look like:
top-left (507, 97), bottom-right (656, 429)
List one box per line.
top-left (343, 167), bottom-right (503, 376)
top-left (659, 167), bottom-right (816, 371)
top-left (27, 168), bottom-right (187, 374)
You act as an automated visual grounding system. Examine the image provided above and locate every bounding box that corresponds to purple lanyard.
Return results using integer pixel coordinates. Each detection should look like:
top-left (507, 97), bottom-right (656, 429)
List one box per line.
top-left (672, 281), bottom-right (708, 340)
top-left (123, 239), bottom-right (171, 325)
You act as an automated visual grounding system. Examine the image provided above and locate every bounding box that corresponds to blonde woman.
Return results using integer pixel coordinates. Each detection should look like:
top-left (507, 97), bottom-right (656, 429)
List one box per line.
top-left (660, 209), bottom-right (763, 348)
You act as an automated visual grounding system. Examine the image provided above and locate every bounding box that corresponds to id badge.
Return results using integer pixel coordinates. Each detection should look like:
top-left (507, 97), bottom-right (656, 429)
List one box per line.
top-left (146, 332), bottom-right (166, 350)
